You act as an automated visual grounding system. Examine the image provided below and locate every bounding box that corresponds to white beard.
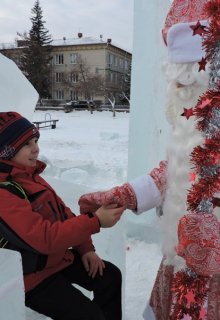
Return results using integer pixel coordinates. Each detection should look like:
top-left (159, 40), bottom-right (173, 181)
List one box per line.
top-left (161, 116), bottom-right (202, 267)
top-left (159, 63), bottom-right (210, 269)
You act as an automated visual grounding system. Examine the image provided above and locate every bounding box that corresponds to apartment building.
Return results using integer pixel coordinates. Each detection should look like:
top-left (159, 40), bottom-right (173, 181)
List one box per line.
top-left (0, 34), bottom-right (132, 104)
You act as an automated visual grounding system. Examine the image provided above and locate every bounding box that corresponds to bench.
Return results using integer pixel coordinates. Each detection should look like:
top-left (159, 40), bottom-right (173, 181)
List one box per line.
top-left (33, 119), bottom-right (59, 129)
top-left (99, 105), bottom-right (130, 113)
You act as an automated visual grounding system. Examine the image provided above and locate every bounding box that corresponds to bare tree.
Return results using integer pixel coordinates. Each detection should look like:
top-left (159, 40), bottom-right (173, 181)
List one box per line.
top-left (120, 91), bottom-right (130, 104)
top-left (104, 93), bottom-right (116, 118)
top-left (119, 63), bottom-right (131, 105)
top-left (64, 54), bottom-right (103, 102)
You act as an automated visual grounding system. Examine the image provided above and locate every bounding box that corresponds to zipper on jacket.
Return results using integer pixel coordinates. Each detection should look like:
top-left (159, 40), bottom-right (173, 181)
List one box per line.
top-left (48, 201), bottom-right (58, 221)
top-left (53, 194), bottom-right (66, 221)
top-left (60, 203), bottom-right (68, 220)
top-left (33, 176), bottom-right (67, 222)
top-left (0, 237), bottom-right (8, 248)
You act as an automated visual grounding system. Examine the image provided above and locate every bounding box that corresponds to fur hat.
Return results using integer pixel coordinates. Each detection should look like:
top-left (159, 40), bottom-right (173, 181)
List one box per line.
top-left (162, 0), bottom-right (209, 63)
top-left (0, 111), bottom-right (39, 159)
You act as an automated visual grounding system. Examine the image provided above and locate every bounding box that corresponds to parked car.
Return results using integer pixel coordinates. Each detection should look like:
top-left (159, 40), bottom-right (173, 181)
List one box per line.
top-left (64, 100), bottom-right (96, 113)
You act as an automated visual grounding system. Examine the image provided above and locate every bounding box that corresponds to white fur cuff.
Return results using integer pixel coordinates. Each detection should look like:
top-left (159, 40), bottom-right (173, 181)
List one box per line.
top-left (129, 175), bottom-right (162, 215)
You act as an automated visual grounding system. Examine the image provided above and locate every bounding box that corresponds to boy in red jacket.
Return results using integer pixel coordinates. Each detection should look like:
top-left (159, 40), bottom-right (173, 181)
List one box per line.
top-left (0, 111), bottom-right (124, 320)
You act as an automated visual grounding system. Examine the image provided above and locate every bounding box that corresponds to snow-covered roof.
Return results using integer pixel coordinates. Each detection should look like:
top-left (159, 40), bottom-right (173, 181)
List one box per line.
top-left (52, 36), bottom-right (131, 53)
top-left (52, 36), bottom-right (104, 46)
top-left (0, 36), bottom-right (131, 54)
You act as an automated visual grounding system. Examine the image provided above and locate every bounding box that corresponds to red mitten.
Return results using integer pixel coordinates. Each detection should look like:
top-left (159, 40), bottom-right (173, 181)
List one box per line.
top-left (79, 183), bottom-right (137, 214)
top-left (149, 160), bottom-right (168, 194)
top-left (176, 213), bottom-right (220, 276)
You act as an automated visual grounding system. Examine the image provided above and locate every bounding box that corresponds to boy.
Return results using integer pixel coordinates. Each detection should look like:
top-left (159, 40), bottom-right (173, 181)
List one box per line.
top-left (0, 111), bottom-right (124, 320)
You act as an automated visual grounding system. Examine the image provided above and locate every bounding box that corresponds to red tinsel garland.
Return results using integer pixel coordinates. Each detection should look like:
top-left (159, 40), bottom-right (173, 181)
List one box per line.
top-left (171, 270), bottom-right (209, 320)
top-left (203, 0), bottom-right (220, 61)
top-left (171, 1), bottom-right (220, 319)
top-left (187, 46), bottom-right (220, 214)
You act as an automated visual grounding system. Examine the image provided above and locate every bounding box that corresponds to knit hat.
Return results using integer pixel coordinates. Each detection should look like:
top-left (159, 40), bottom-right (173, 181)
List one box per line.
top-left (0, 112), bottom-right (39, 159)
top-left (162, 0), bottom-right (209, 63)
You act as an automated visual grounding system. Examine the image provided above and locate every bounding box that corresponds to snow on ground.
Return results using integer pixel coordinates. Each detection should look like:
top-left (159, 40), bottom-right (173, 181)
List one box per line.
top-left (34, 110), bottom-right (128, 190)
top-left (125, 239), bottom-right (162, 320)
top-left (25, 110), bottom-right (162, 320)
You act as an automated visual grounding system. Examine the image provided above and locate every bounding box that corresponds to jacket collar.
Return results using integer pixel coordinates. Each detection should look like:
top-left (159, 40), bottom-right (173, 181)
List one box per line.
top-left (0, 159), bottom-right (46, 181)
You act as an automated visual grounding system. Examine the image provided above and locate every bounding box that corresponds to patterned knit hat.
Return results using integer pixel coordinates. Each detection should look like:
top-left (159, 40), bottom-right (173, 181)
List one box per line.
top-left (162, 0), bottom-right (209, 63)
top-left (0, 112), bottom-right (39, 159)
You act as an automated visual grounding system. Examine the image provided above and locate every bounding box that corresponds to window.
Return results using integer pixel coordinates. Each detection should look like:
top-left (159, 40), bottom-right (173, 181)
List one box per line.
top-left (110, 72), bottom-right (114, 83)
top-left (119, 58), bottom-right (123, 69)
top-left (55, 72), bottom-right (64, 83)
top-left (118, 73), bottom-right (124, 84)
top-left (124, 60), bottom-right (128, 70)
top-left (55, 54), bottom-right (64, 65)
top-left (69, 72), bottom-right (78, 83)
top-left (70, 53), bottom-right (78, 64)
top-left (113, 72), bottom-right (117, 83)
top-left (54, 90), bottom-right (64, 100)
top-left (70, 90), bottom-right (78, 100)
top-left (108, 54), bottom-right (113, 66)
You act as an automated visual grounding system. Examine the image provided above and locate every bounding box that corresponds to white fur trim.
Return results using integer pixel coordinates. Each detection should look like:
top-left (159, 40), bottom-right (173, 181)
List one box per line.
top-left (167, 20), bottom-right (208, 63)
top-left (129, 175), bottom-right (161, 214)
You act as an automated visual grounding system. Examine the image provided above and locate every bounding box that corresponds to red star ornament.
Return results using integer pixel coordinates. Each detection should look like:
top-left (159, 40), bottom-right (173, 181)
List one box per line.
top-left (189, 172), bottom-right (196, 182)
top-left (199, 307), bottom-right (206, 319)
top-left (198, 57), bottom-right (207, 72)
top-left (181, 108), bottom-right (194, 119)
top-left (185, 290), bottom-right (196, 304)
top-left (190, 21), bottom-right (207, 36)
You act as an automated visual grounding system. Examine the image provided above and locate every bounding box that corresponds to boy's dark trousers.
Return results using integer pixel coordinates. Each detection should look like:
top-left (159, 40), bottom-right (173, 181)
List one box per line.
top-left (25, 252), bottom-right (122, 320)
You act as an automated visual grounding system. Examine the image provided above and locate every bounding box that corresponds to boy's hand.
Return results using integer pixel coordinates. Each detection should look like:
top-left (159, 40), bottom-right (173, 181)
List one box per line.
top-left (95, 204), bottom-right (125, 228)
top-left (81, 251), bottom-right (105, 278)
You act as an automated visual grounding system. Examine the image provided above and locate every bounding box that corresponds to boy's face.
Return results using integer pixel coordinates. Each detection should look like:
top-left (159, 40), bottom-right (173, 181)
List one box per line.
top-left (11, 137), bottom-right (39, 167)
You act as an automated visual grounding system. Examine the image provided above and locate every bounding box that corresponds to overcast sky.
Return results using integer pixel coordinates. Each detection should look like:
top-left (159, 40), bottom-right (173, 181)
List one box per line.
top-left (0, 0), bottom-right (134, 52)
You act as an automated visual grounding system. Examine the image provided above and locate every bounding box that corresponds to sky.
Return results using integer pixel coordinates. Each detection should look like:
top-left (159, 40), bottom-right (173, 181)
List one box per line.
top-left (0, 0), bottom-right (134, 52)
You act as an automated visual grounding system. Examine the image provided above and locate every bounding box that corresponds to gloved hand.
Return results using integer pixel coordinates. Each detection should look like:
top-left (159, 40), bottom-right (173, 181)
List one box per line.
top-left (78, 183), bottom-right (137, 214)
top-left (149, 160), bottom-right (167, 194)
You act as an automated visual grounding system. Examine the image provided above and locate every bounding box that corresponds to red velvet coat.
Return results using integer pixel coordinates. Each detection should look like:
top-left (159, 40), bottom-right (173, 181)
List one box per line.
top-left (0, 159), bottom-right (100, 292)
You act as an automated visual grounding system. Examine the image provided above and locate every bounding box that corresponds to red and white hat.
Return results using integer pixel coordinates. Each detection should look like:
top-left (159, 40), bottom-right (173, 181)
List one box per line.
top-left (162, 0), bottom-right (209, 63)
top-left (0, 112), bottom-right (39, 160)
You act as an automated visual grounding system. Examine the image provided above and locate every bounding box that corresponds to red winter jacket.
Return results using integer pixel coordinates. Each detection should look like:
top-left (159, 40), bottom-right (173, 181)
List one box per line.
top-left (0, 159), bottom-right (100, 292)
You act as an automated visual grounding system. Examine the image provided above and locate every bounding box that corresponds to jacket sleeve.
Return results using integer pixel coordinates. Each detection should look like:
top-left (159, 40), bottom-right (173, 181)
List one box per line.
top-left (0, 189), bottom-right (100, 255)
top-left (75, 237), bottom-right (95, 256)
top-left (129, 161), bottom-right (167, 215)
top-left (53, 195), bottom-right (96, 255)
